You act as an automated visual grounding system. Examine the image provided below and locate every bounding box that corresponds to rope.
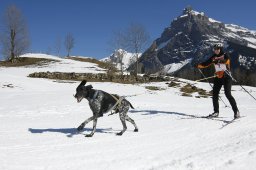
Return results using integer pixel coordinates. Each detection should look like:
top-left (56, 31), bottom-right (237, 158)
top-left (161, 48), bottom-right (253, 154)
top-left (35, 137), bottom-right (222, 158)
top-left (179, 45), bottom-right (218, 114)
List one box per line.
top-left (195, 75), bottom-right (217, 82)
top-left (107, 94), bottom-right (124, 116)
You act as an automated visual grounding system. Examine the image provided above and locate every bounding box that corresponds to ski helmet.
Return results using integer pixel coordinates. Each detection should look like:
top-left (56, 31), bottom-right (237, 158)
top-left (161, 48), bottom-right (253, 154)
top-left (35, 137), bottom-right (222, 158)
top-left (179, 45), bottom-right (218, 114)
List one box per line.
top-left (213, 43), bottom-right (223, 49)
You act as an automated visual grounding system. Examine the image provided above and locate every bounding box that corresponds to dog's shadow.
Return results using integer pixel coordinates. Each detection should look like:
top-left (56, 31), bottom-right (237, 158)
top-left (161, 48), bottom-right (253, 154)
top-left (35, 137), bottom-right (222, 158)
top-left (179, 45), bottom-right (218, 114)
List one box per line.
top-left (28, 127), bottom-right (114, 138)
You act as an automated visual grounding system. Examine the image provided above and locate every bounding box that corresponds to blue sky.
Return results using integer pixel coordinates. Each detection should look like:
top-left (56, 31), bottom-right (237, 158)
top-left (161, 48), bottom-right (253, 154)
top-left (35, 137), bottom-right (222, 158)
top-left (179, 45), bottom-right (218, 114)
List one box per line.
top-left (0, 0), bottom-right (255, 59)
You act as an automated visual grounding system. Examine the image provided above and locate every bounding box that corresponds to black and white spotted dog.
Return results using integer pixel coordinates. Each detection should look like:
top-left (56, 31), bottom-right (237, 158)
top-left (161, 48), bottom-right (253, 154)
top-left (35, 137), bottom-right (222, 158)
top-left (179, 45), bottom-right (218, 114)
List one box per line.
top-left (74, 80), bottom-right (138, 137)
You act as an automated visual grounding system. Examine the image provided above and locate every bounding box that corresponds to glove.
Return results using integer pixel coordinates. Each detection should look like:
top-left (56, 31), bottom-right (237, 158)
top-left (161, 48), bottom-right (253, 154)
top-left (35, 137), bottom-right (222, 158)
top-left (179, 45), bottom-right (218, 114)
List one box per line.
top-left (212, 59), bottom-right (219, 64)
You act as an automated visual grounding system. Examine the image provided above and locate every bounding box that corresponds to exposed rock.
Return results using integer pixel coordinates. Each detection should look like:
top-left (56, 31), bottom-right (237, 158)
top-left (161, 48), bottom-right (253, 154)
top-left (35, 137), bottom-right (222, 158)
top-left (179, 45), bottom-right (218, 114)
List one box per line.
top-left (28, 72), bottom-right (170, 84)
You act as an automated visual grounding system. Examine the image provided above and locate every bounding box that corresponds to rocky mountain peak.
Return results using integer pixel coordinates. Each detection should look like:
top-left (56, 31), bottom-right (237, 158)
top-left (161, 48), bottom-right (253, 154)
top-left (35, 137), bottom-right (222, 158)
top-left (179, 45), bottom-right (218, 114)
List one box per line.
top-left (128, 7), bottom-right (256, 86)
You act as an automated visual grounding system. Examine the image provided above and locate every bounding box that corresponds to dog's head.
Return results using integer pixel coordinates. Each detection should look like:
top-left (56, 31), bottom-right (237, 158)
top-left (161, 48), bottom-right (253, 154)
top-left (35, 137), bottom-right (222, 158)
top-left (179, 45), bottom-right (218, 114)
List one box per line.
top-left (74, 80), bottom-right (93, 103)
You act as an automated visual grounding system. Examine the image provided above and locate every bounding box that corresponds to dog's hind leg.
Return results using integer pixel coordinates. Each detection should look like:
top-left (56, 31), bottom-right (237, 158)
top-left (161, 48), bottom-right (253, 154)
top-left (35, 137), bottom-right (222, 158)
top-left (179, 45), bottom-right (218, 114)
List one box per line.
top-left (77, 116), bottom-right (95, 131)
top-left (125, 115), bottom-right (138, 132)
top-left (117, 112), bottom-right (127, 136)
top-left (85, 118), bottom-right (98, 137)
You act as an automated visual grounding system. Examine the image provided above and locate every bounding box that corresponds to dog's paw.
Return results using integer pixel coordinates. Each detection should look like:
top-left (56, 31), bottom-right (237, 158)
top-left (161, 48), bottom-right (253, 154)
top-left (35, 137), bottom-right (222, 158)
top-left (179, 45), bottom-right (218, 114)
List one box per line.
top-left (134, 129), bottom-right (139, 132)
top-left (116, 132), bottom-right (123, 136)
top-left (77, 123), bottom-right (85, 131)
top-left (85, 134), bottom-right (93, 137)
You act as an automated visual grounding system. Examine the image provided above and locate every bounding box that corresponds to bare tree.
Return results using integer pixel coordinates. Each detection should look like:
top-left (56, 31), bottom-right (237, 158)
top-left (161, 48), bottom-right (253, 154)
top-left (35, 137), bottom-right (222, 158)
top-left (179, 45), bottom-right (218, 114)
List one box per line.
top-left (55, 37), bottom-right (62, 57)
top-left (0, 5), bottom-right (30, 62)
top-left (46, 46), bottom-right (52, 55)
top-left (122, 23), bottom-right (150, 76)
top-left (116, 49), bottom-right (125, 75)
top-left (64, 33), bottom-right (74, 57)
top-left (109, 30), bottom-right (126, 75)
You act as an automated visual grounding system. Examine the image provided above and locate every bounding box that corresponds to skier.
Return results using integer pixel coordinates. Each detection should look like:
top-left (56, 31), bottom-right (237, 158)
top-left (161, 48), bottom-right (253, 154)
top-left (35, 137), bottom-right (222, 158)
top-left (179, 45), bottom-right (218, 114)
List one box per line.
top-left (195, 43), bottom-right (240, 119)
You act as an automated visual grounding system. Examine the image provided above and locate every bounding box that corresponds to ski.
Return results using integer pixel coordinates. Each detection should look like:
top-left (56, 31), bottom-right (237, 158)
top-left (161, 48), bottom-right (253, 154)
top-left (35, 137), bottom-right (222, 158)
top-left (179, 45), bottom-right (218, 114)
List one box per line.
top-left (179, 115), bottom-right (227, 122)
top-left (220, 116), bottom-right (245, 129)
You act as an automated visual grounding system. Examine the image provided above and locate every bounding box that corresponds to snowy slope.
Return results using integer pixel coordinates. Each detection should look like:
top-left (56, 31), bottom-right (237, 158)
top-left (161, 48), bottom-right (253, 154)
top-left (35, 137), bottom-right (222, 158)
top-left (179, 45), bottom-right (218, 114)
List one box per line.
top-left (224, 24), bottom-right (256, 49)
top-left (18, 53), bottom-right (106, 73)
top-left (163, 59), bottom-right (192, 74)
top-left (1, 54), bottom-right (256, 170)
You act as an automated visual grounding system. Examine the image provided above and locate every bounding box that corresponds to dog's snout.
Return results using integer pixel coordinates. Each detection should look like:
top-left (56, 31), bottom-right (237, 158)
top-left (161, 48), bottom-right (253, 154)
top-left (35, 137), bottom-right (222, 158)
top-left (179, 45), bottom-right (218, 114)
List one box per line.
top-left (73, 94), bottom-right (77, 98)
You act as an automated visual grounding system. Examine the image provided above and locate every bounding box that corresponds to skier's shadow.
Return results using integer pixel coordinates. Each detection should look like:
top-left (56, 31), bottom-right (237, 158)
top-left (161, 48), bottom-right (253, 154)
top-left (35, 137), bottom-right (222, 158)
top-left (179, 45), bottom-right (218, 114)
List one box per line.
top-left (130, 109), bottom-right (229, 123)
top-left (28, 127), bottom-right (114, 138)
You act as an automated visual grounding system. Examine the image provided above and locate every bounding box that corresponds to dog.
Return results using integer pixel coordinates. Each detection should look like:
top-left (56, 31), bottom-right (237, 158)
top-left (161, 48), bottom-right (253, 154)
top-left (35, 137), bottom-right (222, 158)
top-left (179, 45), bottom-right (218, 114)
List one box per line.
top-left (74, 80), bottom-right (138, 137)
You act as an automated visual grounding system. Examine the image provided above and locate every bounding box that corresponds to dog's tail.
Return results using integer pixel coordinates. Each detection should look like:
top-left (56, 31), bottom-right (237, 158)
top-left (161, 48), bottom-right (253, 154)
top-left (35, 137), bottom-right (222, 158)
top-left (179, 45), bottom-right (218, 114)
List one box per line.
top-left (129, 101), bottom-right (135, 109)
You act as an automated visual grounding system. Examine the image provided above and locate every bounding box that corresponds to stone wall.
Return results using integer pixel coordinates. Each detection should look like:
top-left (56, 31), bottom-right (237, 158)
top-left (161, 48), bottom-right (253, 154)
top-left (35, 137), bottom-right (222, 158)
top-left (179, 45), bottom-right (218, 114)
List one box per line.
top-left (28, 72), bottom-right (170, 84)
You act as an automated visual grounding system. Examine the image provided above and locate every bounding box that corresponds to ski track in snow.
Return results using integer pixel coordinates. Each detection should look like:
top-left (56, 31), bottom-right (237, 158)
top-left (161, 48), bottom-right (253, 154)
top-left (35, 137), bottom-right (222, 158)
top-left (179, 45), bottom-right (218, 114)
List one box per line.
top-left (1, 55), bottom-right (256, 170)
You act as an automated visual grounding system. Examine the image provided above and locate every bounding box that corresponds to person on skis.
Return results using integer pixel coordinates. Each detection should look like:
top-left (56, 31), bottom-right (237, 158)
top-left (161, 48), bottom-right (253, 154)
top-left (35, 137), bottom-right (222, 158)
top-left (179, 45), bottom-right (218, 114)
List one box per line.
top-left (195, 43), bottom-right (240, 119)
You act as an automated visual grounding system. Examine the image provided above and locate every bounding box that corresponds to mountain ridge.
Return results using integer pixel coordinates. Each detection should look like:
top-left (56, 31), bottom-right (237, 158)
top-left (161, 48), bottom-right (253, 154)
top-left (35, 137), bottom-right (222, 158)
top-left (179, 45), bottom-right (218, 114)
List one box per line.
top-left (127, 7), bottom-right (256, 86)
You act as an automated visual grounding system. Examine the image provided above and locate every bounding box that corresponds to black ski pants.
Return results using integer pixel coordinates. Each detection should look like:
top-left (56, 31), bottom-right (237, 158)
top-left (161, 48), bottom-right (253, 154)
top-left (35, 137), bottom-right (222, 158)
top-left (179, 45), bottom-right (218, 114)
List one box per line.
top-left (212, 76), bottom-right (238, 114)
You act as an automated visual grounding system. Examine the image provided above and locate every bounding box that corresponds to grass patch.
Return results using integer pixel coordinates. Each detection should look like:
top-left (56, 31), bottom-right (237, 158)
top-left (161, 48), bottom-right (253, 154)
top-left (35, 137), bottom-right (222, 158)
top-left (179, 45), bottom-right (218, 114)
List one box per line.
top-left (181, 93), bottom-right (193, 97)
top-left (180, 83), bottom-right (211, 98)
top-left (0, 57), bottom-right (57, 67)
top-left (180, 84), bottom-right (198, 93)
top-left (145, 86), bottom-right (164, 91)
top-left (67, 57), bottom-right (116, 71)
top-left (168, 81), bottom-right (180, 87)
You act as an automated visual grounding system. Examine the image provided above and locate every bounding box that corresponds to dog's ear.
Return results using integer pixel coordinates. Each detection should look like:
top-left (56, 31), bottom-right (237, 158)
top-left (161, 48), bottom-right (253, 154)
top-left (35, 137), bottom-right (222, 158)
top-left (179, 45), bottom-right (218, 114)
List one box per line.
top-left (86, 85), bottom-right (93, 89)
top-left (79, 80), bottom-right (87, 86)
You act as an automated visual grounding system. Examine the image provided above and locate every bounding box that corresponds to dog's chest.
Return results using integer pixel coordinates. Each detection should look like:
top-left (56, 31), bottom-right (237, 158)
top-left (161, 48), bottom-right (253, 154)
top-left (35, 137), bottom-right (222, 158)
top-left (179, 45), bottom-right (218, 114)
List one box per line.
top-left (88, 91), bottom-right (104, 113)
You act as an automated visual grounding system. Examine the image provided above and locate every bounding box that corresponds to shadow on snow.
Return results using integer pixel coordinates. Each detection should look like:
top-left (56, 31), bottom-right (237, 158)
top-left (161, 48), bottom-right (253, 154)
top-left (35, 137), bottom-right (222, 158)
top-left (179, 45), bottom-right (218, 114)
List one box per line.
top-left (130, 109), bottom-right (230, 123)
top-left (28, 127), bottom-right (114, 137)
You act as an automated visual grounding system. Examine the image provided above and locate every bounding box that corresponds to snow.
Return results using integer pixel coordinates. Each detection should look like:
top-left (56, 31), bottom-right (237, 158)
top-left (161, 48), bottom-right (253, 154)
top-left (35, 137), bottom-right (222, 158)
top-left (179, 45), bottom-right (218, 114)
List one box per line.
top-left (191, 10), bottom-right (204, 16)
top-left (1, 54), bottom-right (256, 170)
top-left (209, 17), bottom-right (221, 23)
top-left (222, 32), bottom-right (243, 42)
top-left (243, 37), bottom-right (256, 49)
top-left (238, 55), bottom-right (256, 69)
top-left (247, 43), bottom-right (256, 49)
top-left (18, 53), bottom-right (106, 73)
top-left (69, 55), bottom-right (94, 59)
top-left (179, 10), bottom-right (204, 19)
top-left (101, 49), bottom-right (141, 71)
top-left (20, 53), bottom-right (63, 61)
top-left (225, 24), bottom-right (256, 34)
top-left (206, 35), bottom-right (220, 42)
top-left (158, 39), bottom-right (172, 49)
top-left (179, 14), bottom-right (188, 18)
top-left (243, 37), bottom-right (256, 44)
top-left (224, 24), bottom-right (256, 49)
top-left (163, 59), bottom-right (192, 74)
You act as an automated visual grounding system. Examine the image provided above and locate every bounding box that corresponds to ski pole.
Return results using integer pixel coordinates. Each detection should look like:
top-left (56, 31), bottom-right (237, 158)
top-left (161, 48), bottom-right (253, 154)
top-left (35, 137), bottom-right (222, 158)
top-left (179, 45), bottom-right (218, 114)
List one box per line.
top-left (224, 70), bottom-right (256, 102)
top-left (197, 68), bottom-right (229, 107)
top-left (195, 75), bottom-right (217, 82)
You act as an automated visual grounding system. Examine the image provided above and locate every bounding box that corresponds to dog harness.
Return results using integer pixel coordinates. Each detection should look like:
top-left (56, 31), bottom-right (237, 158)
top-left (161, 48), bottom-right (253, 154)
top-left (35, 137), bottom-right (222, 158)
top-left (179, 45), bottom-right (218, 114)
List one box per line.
top-left (91, 90), bottom-right (124, 116)
top-left (108, 94), bottom-right (124, 116)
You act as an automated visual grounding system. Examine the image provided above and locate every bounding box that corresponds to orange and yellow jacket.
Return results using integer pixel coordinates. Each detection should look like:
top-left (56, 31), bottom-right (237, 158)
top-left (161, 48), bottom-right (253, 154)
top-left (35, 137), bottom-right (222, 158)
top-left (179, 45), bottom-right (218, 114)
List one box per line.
top-left (197, 52), bottom-right (231, 78)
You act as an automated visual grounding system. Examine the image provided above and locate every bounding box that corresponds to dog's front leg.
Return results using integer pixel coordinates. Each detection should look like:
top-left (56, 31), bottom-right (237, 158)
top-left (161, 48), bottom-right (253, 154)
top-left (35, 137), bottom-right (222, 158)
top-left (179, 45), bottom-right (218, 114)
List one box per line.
top-left (77, 116), bottom-right (95, 132)
top-left (85, 118), bottom-right (98, 137)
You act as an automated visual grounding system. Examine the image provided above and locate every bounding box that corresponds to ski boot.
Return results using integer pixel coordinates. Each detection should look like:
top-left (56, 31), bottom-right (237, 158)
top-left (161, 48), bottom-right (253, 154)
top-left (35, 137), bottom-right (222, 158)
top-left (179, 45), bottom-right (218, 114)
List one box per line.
top-left (234, 111), bottom-right (240, 119)
top-left (207, 112), bottom-right (219, 118)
